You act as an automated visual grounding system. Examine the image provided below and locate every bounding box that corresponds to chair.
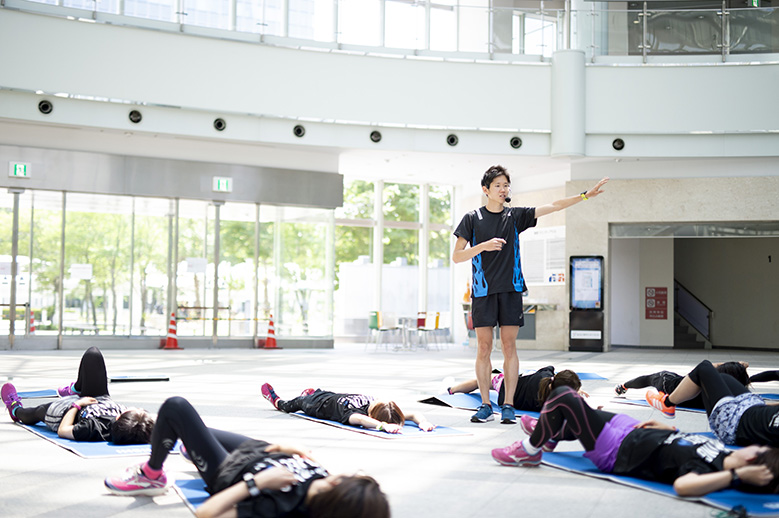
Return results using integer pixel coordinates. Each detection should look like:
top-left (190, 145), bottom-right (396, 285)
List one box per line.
top-left (417, 311), bottom-right (441, 350)
top-left (366, 311), bottom-right (401, 351)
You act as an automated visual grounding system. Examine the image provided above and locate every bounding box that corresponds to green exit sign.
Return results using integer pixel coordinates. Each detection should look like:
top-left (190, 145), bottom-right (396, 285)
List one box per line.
top-left (750, 0), bottom-right (759, 6)
top-left (212, 176), bottom-right (233, 193)
top-left (9, 162), bottom-right (31, 178)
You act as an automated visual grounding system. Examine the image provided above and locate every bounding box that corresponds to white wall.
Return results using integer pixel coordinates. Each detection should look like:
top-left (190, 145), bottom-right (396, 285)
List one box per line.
top-left (638, 239), bottom-right (674, 347)
top-left (610, 238), bottom-right (640, 345)
top-left (675, 238), bottom-right (779, 349)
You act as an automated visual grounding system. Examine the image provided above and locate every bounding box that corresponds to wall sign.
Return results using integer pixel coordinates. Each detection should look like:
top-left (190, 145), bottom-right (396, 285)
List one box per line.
top-left (645, 287), bottom-right (668, 319)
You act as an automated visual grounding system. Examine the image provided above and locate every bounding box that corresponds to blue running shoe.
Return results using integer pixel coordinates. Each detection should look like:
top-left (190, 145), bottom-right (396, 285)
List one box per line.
top-left (471, 403), bottom-right (494, 423)
top-left (501, 404), bottom-right (516, 424)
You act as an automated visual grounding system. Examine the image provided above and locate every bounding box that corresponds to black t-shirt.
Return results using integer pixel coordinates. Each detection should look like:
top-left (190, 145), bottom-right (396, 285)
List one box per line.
top-left (736, 405), bottom-right (779, 446)
top-left (212, 439), bottom-right (329, 518)
top-left (71, 398), bottom-right (127, 442)
top-left (614, 428), bottom-right (728, 484)
top-left (498, 366), bottom-right (555, 410)
top-left (453, 206), bottom-right (536, 297)
top-left (302, 391), bottom-right (373, 425)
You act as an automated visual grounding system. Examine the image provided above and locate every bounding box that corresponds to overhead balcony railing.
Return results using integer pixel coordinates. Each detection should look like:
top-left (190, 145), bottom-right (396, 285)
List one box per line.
top-left (3, 0), bottom-right (778, 63)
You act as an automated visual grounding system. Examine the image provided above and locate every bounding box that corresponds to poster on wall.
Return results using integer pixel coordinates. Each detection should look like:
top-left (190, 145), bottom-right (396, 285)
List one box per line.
top-left (520, 226), bottom-right (566, 286)
top-left (645, 287), bottom-right (668, 319)
top-left (570, 256), bottom-right (603, 310)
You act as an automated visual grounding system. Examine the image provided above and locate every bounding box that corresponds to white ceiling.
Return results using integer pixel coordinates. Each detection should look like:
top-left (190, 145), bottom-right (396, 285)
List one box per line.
top-left (0, 119), bottom-right (581, 193)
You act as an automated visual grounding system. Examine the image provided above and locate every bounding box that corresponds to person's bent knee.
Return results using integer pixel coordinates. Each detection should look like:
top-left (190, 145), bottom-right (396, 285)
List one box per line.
top-left (160, 396), bottom-right (191, 415)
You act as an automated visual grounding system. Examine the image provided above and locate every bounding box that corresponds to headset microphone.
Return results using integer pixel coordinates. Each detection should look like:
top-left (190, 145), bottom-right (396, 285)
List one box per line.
top-left (505, 188), bottom-right (512, 204)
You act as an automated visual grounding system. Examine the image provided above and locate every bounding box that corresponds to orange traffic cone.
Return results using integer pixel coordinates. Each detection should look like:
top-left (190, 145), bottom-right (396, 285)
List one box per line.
top-left (29, 313), bottom-right (35, 335)
top-left (261, 314), bottom-right (281, 349)
top-left (162, 312), bottom-right (182, 350)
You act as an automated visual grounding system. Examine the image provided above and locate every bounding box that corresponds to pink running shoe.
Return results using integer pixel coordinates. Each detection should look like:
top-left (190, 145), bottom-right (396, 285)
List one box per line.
top-left (261, 383), bottom-right (280, 409)
top-left (57, 382), bottom-right (77, 397)
top-left (491, 441), bottom-right (542, 467)
top-left (2, 382), bottom-right (23, 423)
top-left (645, 388), bottom-right (675, 419)
top-left (104, 464), bottom-right (168, 496)
top-left (519, 414), bottom-right (557, 452)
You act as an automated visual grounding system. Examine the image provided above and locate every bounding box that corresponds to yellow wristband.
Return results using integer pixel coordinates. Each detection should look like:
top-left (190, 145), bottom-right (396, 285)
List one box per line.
top-left (580, 191), bottom-right (588, 201)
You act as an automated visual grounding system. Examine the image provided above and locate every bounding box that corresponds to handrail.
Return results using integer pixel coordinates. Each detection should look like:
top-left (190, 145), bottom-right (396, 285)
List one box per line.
top-left (674, 280), bottom-right (712, 341)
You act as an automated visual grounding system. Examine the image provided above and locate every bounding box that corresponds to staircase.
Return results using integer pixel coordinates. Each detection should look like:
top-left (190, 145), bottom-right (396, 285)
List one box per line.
top-left (673, 315), bottom-right (705, 349)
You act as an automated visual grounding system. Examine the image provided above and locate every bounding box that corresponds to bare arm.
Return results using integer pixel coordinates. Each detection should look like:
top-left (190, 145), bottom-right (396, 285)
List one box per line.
top-left (195, 467), bottom-right (298, 518)
top-left (452, 236), bottom-right (506, 264)
top-left (534, 177), bottom-right (609, 218)
top-left (348, 413), bottom-right (402, 433)
top-left (57, 397), bottom-right (97, 439)
top-left (674, 466), bottom-right (773, 497)
top-left (405, 412), bottom-right (436, 432)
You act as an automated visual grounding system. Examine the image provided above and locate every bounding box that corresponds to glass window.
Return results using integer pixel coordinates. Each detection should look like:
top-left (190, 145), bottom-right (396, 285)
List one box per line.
top-left (28, 191), bottom-right (64, 336)
top-left (337, 0), bottom-right (381, 46)
top-left (458, 0), bottom-right (489, 52)
top-left (430, 1), bottom-right (457, 51)
top-left (237, 0), bottom-right (284, 35)
top-left (383, 182), bottom-right (419, 222)
top-left (62, 193), bottom-right (135, 337)
top-left (63, 0), bottom-right (119, 12)
top-left (177, 199), bottom-right (210, 336)
top-left (334, 226), bottom-right (373, 335)
top-left (289, 0), bottom-right (335, 41)
top-left (381, 227), bottom-right (419, 314)
top-left (0, 191), bottom-right (31, 335)
top-left (124, 0), bottom-right (176, 22)
top-left (130, 197), bottom-right (171, 337)
top-left (525, 14), bottom-right (557, 57)
top-left (276, 206), bottom-right (332, 337)
top-left (219, 202), bottom-right (256, 337)
top-left (385, 0), bottom-right (425, 50)
top-left (182, 0), bottom-right (230, 29)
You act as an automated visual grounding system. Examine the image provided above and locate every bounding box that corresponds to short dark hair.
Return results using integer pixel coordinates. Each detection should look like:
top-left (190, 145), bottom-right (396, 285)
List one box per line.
top-left (538, 369), bottom-right (582, 404)
top-left (716, 362), bottom-right (750, 387)
top-left (481, 165), bottom-right (510, 188)
top-left (743, 448), bottom-right (779, 493)
top-left (308, 475), bottom-right (390, 518)
top-left (368, 401), bottom-right (405, 426)
top-left (111, 409), bottom-right (155, 445)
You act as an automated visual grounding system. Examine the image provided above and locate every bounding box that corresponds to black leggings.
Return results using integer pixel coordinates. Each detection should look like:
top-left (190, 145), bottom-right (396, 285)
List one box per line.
top-left (750, 370), bottom-right (779, 383)
top-left (148, 396), bottom-right (251, 491)
top-left (687, 360), bottom-right (750, 416)
top-left (623, 371), bottom-right (681, 393)
top-left (15, 346), bottom-right (109, 425)
top-left (530, 387), bottom-right (615, 451)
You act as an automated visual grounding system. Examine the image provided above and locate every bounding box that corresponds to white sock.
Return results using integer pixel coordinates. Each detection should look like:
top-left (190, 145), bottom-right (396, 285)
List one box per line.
top-left (522, 438), bottom-right (541, 455)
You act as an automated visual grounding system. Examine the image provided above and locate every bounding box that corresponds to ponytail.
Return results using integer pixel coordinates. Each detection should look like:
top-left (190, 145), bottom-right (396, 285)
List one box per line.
top-left (537, 369), bottom-right (582, 404)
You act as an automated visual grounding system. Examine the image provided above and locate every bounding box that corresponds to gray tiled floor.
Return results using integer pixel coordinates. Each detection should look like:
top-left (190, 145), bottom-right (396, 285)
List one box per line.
top-left (2, 343), bottom-right (778, 518)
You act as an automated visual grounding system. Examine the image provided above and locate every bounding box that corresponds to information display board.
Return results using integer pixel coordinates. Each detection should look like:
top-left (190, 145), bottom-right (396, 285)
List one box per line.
top-left (570, 256), bottom-right (604, 310)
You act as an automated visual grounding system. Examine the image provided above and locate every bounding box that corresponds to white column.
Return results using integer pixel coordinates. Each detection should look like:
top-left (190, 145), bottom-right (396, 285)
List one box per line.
top-left (550, 49), bottom-right (586, 157)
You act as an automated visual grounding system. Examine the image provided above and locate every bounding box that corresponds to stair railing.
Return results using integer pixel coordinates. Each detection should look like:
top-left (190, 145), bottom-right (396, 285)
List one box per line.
top-left (674, 280), bottom-right (712, 341)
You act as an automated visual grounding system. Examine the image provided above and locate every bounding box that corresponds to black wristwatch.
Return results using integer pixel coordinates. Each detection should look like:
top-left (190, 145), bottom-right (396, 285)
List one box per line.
top-left (243, 472), bottom-right (261, 497)
top-left (730, 468), bottom-right (742, 488)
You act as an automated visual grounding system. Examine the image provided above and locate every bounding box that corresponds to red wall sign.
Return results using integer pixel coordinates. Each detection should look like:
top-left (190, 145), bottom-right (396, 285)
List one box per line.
top-left (645, 287), bottom-right (668, 320)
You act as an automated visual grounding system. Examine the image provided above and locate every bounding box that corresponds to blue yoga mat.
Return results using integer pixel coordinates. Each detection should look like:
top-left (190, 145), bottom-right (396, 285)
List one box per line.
top-left (289, 413), bottom-right (471, 438)
top-left (19, 423), bottom-right (176, 458)
top-left (18, 389), bottom-right (59, 399)
top-left (542, 451), bottom-right (779, 516)
top-left (575, 372), bottom-right (607, 381)
top-left (174, 478), bottom-right (210, 512)
top-left (419, 392), bottom-right (541, 418)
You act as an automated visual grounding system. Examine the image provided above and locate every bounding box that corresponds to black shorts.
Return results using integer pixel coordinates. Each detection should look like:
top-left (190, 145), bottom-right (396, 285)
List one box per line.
top-left (471, 292), bottom-right (524, 328)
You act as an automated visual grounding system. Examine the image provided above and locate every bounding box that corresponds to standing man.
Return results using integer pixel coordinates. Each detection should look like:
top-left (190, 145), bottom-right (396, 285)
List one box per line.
top-left (452, 165), bottom-right (608, 424)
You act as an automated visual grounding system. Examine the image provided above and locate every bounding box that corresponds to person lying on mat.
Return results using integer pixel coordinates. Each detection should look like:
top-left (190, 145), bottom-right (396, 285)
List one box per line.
top-left (646, 360), bottom-right (779, 447)
top-left (105, 396), bottom-right (390, 518)
top-left (2, 346), bottom-right (154, 444)
top-left (261, 383), bottom-right (435, 433)
top-left (614, 361), bottom-right (750, 408)
top-left (491, 386), bottom-right (779, 497)
top-left (446, 367), bottom-right (586, 418)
